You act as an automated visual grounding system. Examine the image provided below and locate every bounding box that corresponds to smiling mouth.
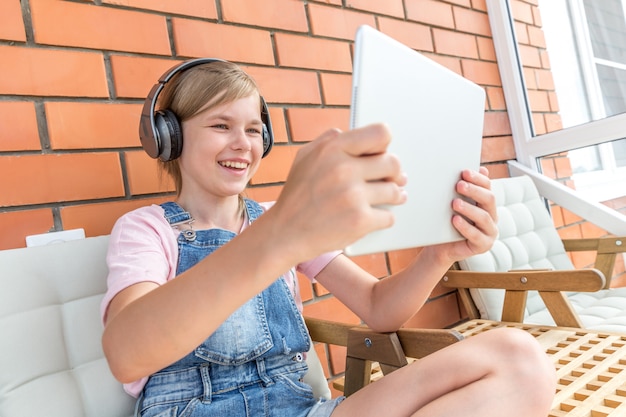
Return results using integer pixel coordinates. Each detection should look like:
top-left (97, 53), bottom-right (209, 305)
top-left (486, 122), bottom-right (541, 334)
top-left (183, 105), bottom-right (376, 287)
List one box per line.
top-left (219, 161), bottom-right (249, 169)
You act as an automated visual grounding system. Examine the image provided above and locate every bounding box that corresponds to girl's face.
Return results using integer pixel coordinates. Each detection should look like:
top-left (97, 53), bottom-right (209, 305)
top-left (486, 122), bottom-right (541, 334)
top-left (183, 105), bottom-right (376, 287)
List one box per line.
top-left (178, 94), bottom-right (265, 200)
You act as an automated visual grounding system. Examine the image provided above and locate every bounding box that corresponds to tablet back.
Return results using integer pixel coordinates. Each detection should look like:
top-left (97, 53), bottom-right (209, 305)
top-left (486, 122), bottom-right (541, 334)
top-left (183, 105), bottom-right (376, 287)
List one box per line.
top-left (345, 25), bottom-right (486, 256)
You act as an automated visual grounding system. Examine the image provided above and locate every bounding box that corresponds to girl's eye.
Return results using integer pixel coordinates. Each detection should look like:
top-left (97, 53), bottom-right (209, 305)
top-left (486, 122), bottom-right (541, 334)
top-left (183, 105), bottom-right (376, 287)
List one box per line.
top-left (212, 124), bottom-right (228, 130)
top-left (247, 128), bottom-right (262, 135)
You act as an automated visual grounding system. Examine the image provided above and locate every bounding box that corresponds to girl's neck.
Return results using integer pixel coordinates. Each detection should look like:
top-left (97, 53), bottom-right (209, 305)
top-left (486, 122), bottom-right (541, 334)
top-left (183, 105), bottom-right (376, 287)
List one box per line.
top-left (175, 195), bottom-right (245, 233)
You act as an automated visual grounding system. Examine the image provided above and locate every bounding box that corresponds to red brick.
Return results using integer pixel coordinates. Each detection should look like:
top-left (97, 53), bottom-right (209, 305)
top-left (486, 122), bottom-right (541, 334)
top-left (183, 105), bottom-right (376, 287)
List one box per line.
top-left (172, 19), bottom-right (274, 65)
top-left (328, 344), bottom-right (347, 375)
top-left (61, 196), bottom-right (171, 238)
top-left (0, 153), bottom-right (124, 206)
top-left (472, 0), bottom-right (487, 11)
top-left (320, 73), bottom-right (352, 106)
top-left (309, 4), bottom-right (376, 40)
top-left (46, 102), bottom-right (142, 150)
top-left (251, 145), bottom-right (300, 185)
top-left (486, 162), bottom-right (511, 179)
top-left (275, 33), bottom-right (352, 72)
top-left (287, 108), bottom-right (350, 143)
top-left (244, 66), bottom-right (322, 105)
top-left (518, 44), bottom-right (542, 68)
top-left (0, 101), bottom-right (40, 151)
top-left (427, 53), bottom-right (463, 75)
top-left (387, 247), bottom-right (422, 274)
top-left (461, 59), bottom-right (501, 86)
top-left (511, 0), bottom-right (534, 24)
top-left (554, 155), bottom-right (573, 178)
top-left (402, 293), bottom-right (462, 329)
top-left (527, 24), bottom-right (546, 48)
top-left (447, 0), bottom-right (471, 6)
top-left (405, 0), bottom-right (455, 28)
top-left (535, 68), bottom-right (555, 90)
top-left (531, 112), bottom-right (546, 135)
top-left (0, 209), bottom-right (54, 250)
top-left (267, 107), bottom-right (289, 144)
top-left (297, 272), bottom-right (314, 303)
top-left (124, 151), bottom-right (176, 195)
top-left (481, 136), bottom-right (515, 163)
top-left (30, 0), bottom-right (170, 55)
top-left (102, 0), bottom-right (217, 19)
top-left (453, 6), bottom-right (491, 36)
top-left (486, 86), bottom-right (506, 110)
top-left (514, 21), bottom-right (530, 46)
top-left (527, 89), bottom-right (551, 112)
top-left (110, 55), bottom-right (183, 99)
top-left (303, 296), bottom-right (360, 324)
top-left (477, 36), bottom-right (497, 61)
top-left (222, 0), bottom-right (307, 32)
top-left (433, 28), bottom-right (479, 59)
top-left (0, 0), bottom-right (26, 42)
top-left (345, 0), bottom-right (404, 18)
top-left (0, 45), bottom-right (108, 97)
top-left (544, 113), bottom-right (563, 134)
top-left (377, 18), bottom-right (434, 52)
top-left (483, 111), bottom-right (511, 137)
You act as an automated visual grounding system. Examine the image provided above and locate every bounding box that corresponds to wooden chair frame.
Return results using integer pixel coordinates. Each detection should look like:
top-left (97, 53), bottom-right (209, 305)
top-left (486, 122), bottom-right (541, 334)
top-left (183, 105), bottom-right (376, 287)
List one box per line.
top-left (442, 235), bottom-right (626, 328)
top-left (305, 317), bottom-right (463, 396)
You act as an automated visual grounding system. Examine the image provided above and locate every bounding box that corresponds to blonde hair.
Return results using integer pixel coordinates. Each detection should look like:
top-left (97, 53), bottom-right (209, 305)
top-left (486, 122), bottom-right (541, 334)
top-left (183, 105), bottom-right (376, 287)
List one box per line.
top-left (156, 60), bottom-right (262, 196)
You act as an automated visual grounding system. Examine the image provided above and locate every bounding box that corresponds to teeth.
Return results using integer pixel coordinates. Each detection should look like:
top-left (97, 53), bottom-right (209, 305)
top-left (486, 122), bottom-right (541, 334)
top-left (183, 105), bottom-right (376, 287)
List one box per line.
top-left (220, 161), bottom-right (248, 169)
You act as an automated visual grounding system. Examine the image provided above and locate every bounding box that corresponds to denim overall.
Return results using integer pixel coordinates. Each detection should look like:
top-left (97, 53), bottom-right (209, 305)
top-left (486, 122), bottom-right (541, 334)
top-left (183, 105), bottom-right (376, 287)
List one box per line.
top-left (138, 200), bottom-right (323, 417)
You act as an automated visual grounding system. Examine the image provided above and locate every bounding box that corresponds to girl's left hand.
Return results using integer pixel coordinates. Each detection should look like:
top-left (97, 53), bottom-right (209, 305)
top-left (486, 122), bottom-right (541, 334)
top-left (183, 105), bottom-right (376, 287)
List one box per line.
top-left (430, 166), bottom-right (498, 264)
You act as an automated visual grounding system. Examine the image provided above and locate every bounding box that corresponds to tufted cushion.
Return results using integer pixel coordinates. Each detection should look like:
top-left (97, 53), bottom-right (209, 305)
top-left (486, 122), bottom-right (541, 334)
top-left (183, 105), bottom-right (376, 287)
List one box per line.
top-left (0, 236), bottom-right (135, 417)
top-left (0, 235), bottom-right (331, 416)
top-left (458, 175), bottom-right (626, 333)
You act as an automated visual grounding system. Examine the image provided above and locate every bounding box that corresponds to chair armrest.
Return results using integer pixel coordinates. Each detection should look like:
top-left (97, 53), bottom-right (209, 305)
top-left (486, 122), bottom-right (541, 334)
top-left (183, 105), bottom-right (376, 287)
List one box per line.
top-left (441, 269), bottom-right (605, 292)
top-left (304, 317), bottom-right (463, 397)
top-left (561, 236), bottom-right (626, 289)
top-left (440, 269), bottom-right (606, 328)
top-left (304, 316), bottom-right (358, 347)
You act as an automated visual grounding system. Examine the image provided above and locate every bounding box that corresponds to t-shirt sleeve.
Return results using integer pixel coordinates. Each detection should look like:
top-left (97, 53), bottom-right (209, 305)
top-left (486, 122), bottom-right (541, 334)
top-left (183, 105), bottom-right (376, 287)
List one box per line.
top-left (297, 250), bottom-right (342, 279)
top-left (100, 205), bottom-right (178, 324)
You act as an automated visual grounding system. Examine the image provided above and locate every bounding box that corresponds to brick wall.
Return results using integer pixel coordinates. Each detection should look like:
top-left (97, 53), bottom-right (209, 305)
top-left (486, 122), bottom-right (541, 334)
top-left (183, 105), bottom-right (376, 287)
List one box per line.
top-left (1, 0), bottom-right (528, 393)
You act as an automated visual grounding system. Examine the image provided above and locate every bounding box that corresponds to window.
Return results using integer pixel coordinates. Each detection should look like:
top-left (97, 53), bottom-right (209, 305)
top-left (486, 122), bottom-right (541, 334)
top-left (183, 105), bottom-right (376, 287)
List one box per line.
top-left (487, 0), bottom-right (626, 235)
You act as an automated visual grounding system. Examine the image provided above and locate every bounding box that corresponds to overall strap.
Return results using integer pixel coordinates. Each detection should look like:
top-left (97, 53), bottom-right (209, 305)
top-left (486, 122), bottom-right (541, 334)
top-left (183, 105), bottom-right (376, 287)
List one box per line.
top-left (160, 201), bottom-right (192, 226)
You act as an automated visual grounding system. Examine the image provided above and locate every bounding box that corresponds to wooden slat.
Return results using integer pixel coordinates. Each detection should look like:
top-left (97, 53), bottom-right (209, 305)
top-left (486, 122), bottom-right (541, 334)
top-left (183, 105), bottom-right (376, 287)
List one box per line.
top-left (442, 269), bottom-right (605, 292)
top-left (304, 317), bottom-right (356, 347)
top-left (538, 291), bottom-right (583, 328)
top-left (501, 290), bottom-right (527, 323)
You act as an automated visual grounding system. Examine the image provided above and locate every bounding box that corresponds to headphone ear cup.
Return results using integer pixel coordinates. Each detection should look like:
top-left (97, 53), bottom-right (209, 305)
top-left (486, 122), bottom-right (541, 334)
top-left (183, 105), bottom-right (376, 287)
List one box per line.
top-left (154, 109), bottom-right (183, 161)
top-left (262, 124), bottom-right (272, 158)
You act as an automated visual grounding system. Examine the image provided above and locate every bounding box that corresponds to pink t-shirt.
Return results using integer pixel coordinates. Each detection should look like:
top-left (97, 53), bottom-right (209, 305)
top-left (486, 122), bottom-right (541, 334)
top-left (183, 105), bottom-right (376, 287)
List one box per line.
top-left (101, 202), bottom-right (340, 397)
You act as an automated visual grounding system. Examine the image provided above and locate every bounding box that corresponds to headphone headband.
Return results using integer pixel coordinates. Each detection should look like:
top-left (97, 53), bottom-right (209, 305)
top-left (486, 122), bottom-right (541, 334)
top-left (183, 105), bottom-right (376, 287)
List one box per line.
top-left (139, 58), bottom-right (273, 161)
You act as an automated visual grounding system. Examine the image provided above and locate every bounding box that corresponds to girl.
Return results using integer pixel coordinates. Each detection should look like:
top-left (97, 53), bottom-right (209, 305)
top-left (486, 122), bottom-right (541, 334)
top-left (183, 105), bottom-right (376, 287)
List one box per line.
top-left (101, 59), bottom-right (556, 417)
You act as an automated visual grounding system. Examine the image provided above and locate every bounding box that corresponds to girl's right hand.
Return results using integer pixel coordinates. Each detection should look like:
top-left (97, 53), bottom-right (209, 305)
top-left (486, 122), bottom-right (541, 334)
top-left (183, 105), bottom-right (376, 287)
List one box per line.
top-left (268, 123), bottom-right (407, 262)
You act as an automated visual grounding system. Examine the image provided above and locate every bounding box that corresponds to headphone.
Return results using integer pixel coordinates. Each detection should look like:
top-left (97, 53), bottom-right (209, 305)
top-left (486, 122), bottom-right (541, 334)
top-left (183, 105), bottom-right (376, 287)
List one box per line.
top-left (139, 58), bottom-right (274, 162)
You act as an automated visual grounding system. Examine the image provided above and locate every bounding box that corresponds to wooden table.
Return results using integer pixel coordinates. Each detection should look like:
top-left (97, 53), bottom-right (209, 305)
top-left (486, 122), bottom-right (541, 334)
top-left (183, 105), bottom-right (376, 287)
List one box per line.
top-left (454, 320), bottom-right (626, 417)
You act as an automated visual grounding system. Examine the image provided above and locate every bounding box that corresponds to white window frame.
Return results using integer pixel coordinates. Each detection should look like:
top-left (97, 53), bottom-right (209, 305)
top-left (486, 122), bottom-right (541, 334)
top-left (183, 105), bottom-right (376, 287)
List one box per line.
top-left (486, 0), bottom-right (626, 235)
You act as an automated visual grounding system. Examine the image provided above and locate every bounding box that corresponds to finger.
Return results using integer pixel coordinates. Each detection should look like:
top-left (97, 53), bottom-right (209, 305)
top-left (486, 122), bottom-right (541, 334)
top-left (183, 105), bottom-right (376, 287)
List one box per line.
top-left (338, 123), bottom-right (392, 157)
top-left (452, 198), bottom-right (498, 238)
top-left (355, 152), bottom-right (405, 184)
top-left (364, 181), bottom-right (408, 207)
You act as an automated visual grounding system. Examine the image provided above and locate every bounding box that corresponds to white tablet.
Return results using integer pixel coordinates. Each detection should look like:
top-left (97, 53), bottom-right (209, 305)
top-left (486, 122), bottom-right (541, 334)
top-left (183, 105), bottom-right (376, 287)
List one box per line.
top-left (344, 25), bottom-right (486, 256)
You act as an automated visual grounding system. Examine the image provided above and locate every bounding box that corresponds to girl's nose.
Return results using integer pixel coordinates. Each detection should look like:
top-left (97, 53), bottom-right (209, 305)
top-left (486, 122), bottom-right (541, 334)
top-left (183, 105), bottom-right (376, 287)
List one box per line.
top-left (231, 128), bottom-right (252, 151)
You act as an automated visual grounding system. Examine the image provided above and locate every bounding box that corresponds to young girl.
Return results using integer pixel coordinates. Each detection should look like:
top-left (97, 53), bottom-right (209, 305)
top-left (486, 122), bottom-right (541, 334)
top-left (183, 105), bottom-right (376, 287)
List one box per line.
top-left (101, 59), bottom-right (556, 417)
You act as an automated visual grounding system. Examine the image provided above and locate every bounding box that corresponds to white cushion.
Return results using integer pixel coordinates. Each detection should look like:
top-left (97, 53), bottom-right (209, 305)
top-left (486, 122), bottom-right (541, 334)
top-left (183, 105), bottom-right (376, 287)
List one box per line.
top-left (0, 236), bottom-right (135, 417)
top-left (458, 176), bottom-right (626, 333)
top-left (0, 235), bottom-right (332, 417)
